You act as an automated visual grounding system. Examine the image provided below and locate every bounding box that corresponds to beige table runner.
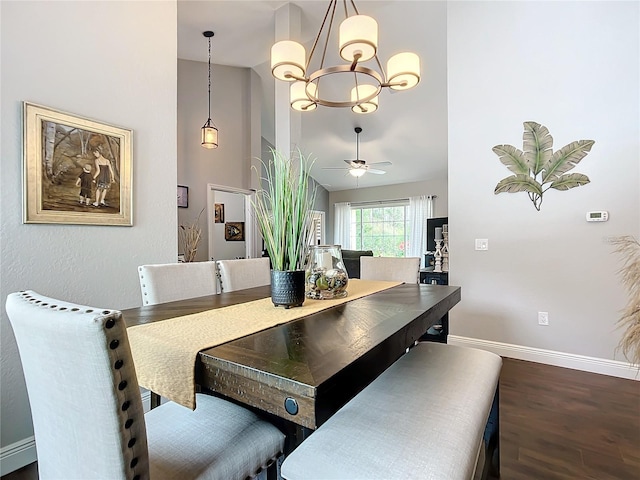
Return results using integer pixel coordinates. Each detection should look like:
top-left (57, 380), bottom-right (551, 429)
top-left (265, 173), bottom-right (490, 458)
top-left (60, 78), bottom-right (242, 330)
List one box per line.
top-left (127, 279), bottom-right (401, 409)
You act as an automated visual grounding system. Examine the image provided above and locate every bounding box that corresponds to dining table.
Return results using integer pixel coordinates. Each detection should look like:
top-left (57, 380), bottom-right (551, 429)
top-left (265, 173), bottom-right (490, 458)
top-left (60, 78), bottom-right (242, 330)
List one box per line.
top-left (123, 281), bottom-right (461, 453)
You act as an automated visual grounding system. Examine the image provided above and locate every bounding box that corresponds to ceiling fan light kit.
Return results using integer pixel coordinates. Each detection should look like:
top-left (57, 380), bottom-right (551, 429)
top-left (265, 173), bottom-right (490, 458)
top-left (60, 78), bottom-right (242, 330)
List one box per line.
top-left (324, 127), bottom-right (392, 181)
top-left (270, 0), bottom-right (420, 114)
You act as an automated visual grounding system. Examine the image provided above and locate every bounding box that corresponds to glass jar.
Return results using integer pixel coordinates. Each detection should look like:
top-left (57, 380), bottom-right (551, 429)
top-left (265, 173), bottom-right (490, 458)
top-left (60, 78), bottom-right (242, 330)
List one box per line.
top-left (305, 245), bottom-right (349, 299)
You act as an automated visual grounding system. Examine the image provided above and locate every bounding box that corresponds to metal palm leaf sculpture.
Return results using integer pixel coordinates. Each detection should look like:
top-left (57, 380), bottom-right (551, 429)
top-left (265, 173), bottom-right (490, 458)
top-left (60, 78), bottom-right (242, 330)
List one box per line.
top-left (493, 122), bottom-right (594, 211)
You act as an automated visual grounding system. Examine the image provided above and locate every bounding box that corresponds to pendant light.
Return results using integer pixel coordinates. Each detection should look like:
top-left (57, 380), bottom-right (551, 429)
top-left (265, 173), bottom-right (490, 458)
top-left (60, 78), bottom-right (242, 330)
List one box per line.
top-left (201, 31), bottom-right (218, 149)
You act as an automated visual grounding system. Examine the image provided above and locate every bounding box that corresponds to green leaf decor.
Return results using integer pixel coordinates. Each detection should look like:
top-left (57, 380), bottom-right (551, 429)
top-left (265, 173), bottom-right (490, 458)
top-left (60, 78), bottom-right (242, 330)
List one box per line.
top-left (493, 122), bottom-right (594, 211)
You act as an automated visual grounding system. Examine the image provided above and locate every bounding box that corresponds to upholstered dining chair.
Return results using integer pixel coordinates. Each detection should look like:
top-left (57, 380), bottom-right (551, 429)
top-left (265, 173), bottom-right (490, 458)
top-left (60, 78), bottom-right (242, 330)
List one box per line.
top-left (138, 261), bottom-right (218, 305)
top-left (6, 290), bottom-right (285, 480)
top-left (360, 256), bottom-right (421, 284)
top-left (216, 257), bottom-right (271, 293)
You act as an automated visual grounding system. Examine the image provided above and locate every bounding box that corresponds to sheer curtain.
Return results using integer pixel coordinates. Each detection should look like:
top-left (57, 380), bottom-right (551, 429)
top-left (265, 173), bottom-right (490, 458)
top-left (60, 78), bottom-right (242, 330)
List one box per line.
top-left (334, 202), bottom-right (351, 248)
top-left (407, 196), bottom-right (434, 258)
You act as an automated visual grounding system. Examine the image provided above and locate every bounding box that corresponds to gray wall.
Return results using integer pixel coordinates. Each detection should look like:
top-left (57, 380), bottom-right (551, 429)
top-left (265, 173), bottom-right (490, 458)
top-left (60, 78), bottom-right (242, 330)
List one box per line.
top-left (0, 0), bottom-right (177, 473)
top-left (327, 178), bottom-right (448, 243)
top-left (447, 1), bottom-right (639, 365)
top-left (177, 59), bottom-right (261, 262)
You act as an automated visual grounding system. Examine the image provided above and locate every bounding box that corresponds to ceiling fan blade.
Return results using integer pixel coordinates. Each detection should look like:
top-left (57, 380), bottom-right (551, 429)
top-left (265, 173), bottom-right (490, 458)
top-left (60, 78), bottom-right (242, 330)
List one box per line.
top-left (368, 161), bottom-right (392, 167)
top-left (367, 168), bottom-right (386, 174)
top-left (323, 167), bottom-right (350, 170)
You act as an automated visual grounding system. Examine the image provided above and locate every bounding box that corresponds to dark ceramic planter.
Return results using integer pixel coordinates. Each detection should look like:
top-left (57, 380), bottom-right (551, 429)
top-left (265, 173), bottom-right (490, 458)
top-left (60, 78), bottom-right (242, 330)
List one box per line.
top-left (271, 270), bottom-right (305, 308)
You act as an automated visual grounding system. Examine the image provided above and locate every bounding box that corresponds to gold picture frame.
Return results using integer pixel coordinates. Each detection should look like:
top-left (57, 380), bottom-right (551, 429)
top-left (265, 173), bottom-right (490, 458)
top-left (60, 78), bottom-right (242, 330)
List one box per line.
top-left (23, 102), bottom-right (133, 225)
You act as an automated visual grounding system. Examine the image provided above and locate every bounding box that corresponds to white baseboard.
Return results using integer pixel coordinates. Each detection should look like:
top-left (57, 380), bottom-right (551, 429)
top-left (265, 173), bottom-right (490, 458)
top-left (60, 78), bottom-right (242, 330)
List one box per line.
top-left (0, 436), bottom-right (36, 476)
top-left (448, 335), bottom-right (639, 381)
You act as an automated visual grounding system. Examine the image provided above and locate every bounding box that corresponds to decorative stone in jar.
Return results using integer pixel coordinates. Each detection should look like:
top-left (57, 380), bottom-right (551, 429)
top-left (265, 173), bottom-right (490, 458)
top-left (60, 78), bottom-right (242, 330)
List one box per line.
top-left (305, 245), bottom-right (349, 299)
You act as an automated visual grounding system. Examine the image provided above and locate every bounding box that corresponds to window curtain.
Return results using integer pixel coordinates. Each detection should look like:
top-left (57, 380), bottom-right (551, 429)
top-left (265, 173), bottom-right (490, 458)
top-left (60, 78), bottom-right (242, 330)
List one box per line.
top-left (407, 196), bottom-right (433, 258)
top-left (334, 202), bottom-right (351, 249)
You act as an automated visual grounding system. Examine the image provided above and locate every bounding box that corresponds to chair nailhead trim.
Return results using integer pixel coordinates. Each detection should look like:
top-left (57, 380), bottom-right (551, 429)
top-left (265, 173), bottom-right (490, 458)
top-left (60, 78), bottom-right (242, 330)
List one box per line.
top-left (114, 359), bottom-right (124, 369)
top-left (128, 438), bottom-right (136, 448)
top-left (105, 318), bottom-right (116, 329)
top-left (122, 401), bottom-right (130, 411)
top-left (118, 380), bottom-right (128, 390)
top-left (133, 475), bottom-right (140, 480)
top-left (125, 419), bottom-right (134, 428)
top-left (130, 457), bottom-right (138, 468)
top-left (109, 339), bottom-right (119, 349)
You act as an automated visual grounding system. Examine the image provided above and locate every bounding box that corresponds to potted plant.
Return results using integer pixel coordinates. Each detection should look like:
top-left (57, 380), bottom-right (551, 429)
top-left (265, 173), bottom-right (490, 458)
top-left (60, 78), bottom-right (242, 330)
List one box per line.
top-left (253, 148), bottom-right (317, 307)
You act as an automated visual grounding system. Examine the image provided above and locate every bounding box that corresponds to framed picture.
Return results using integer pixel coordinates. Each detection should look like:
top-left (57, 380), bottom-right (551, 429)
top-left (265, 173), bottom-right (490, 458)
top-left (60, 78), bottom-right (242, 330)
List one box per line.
top-left (225, 222), bottom-right (245, 241)
top-left (23, 102), bottom-right (132, 226)
top-left (214, 203), bottom-right (224, 223)
top-left (177, 185), bottom-right (189, 208)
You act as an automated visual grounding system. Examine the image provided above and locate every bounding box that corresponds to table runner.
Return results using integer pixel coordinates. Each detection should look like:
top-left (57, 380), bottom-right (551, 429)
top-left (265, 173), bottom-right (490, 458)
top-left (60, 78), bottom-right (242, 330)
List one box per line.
top-left (127, 279), bottom-right (401, 409)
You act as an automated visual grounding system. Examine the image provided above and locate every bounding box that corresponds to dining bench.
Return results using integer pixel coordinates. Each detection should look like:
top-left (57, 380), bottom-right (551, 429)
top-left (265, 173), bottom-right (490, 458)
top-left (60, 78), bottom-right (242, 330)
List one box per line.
top-left (281, 342), bottom-right (502, 480)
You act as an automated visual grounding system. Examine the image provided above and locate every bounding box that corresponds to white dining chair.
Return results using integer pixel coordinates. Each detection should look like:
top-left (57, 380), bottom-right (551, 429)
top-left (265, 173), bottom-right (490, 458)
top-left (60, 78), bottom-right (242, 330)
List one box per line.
top-left (138, 261), bottom-right (218, 305)
top-left (6, 290), bottom-right (285, 480)
top-left (360, 256), bottom-right (421, 284)
top-left (216, 257), bottom-right (271, 292)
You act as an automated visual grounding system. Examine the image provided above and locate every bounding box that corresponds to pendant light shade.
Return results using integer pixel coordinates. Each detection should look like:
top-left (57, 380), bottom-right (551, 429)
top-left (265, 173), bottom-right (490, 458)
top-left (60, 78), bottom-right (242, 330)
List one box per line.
top-left (339, 15), bottom-right (378, 62)
top-left (201, 122), bottom-right (218, 149)
top-left (201, 30), bottom-right (218, 149)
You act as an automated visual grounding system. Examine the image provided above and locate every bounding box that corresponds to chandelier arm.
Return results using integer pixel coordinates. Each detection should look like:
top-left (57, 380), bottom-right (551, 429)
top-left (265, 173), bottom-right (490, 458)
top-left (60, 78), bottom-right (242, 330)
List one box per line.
top-left (318, 0), bottom-right (338, 72)
top-left (373, 53), bottom-right (387, 83)
top-left (307, 0), bottom-right (336, 71)
top-left (349, 0), bottom-right (360, 16)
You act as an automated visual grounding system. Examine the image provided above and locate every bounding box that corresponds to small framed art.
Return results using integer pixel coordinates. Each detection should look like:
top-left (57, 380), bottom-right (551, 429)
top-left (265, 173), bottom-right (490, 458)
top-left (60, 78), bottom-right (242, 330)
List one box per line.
top-left (177, 185), bottom-right (188, 208)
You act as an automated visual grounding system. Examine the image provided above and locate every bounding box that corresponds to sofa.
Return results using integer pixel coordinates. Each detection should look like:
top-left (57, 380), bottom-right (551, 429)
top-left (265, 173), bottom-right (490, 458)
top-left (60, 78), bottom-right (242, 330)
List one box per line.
top-left (341, 249), bottom-right (374, 279)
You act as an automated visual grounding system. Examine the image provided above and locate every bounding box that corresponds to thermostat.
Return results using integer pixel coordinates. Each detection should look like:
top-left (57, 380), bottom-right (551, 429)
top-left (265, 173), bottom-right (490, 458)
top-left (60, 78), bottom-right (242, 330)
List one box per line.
top-left (586, 211), bottom-right (608, 222)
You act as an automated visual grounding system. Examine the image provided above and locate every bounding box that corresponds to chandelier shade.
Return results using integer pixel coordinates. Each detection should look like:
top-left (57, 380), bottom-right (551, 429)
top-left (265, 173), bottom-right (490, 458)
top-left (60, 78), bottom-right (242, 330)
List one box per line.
top-left (387, 52), bottom-right (421, 90)
top-left (271, 40), bottom-right (306, 81)
top-left (339, 15), bottom-right (377, 63)
top-left (270, 0), bottom-right (420, 114)
top-left (351, 84), bottom-right (378, 114)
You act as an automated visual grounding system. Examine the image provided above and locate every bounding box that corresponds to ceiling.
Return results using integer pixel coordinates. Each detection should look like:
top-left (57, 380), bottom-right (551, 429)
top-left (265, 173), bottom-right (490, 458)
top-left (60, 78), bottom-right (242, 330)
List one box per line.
top-left (178, 1), bottom-right (448, 192)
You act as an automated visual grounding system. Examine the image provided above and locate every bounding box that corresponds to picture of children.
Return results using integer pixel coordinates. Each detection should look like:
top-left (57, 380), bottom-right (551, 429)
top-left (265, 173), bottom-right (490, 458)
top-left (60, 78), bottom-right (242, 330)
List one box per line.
top-left (75, 164), bottom-right (93, 205)
top-left (92, 149), bottom-right (115, 207)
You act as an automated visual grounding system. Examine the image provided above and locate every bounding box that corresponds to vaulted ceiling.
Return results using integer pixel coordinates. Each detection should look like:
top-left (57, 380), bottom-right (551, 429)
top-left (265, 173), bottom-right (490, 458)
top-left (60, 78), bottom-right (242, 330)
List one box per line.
top-left (178, 1), bottom-right (448, 191)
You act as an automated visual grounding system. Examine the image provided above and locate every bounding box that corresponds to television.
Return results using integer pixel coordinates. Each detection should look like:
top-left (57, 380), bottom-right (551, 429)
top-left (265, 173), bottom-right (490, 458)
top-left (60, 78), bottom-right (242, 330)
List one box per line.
top-left (426, 217), bottom-right (448, 252)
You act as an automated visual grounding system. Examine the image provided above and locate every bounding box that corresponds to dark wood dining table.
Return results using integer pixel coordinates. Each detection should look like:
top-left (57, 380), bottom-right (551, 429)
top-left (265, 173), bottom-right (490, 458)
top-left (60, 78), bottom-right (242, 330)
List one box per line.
top-left (123, 282), bottom-right (461, 452)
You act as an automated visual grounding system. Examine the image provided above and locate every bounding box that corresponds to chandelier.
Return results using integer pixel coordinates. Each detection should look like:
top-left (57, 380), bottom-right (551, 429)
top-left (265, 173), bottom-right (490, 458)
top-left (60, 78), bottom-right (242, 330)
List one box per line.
top-left (270, 0), bottom-right (420, 114)
top-left (201, 30), bottom-right (218, 149)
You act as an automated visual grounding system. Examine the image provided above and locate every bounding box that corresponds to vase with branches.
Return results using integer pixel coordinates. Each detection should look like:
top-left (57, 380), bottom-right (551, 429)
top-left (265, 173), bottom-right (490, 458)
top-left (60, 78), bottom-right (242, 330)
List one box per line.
top-left (611, 235), bottom-right (640, 367)
top-left (252, 148), bottom-right (317, 307)
top-left (179, 207), bottom-right (205, 262)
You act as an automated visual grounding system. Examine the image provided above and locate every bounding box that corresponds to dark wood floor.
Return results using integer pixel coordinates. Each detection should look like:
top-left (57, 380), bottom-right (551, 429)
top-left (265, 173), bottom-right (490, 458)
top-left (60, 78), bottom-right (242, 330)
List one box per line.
top-left (499, 358), bottom-right (640, 479)
top-left (3, 358), bottom-right (639, 480)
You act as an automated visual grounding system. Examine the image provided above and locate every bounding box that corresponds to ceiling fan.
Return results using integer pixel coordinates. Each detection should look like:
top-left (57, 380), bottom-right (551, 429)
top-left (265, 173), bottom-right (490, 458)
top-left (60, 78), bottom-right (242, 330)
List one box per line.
top-left (325, 127), bottom-right (392, 178)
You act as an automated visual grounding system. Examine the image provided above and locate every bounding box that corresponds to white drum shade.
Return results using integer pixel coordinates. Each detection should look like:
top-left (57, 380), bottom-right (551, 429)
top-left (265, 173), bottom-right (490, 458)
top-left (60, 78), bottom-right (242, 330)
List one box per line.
top-left (271, 40), bottom-right (306, 81)
top-left (350, 84), bottom-right (379, 114)
top-left (339, 15), bottom-right (378, 62)
top-left (291, 81), bottom-right (317, 112)
top-left (387, 52), bottom-right (421, 90)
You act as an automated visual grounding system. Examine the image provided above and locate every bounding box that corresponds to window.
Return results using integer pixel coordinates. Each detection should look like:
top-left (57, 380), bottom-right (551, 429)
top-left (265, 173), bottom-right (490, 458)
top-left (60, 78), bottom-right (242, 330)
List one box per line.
top-left (350, 202), bottom-right (410, 257)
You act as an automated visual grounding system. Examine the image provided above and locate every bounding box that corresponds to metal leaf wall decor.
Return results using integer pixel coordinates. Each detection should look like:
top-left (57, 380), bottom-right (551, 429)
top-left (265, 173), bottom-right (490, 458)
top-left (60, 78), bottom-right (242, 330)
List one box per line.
top-left (492, 122), bottom-right (594, 211)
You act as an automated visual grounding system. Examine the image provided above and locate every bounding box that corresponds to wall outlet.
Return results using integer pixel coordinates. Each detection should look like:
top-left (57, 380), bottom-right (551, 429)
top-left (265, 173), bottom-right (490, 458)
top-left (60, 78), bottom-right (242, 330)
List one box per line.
top-left (475, 239), bottom-right (489, 250)
top-left (538, 311), bottom-right (549, 326)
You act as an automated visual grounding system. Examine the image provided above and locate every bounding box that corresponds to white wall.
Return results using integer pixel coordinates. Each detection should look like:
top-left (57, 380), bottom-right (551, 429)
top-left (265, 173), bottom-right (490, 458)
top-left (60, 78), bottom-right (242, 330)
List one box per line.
top-left (447, 1), bottom-right (639, 373)
top-left (0, 1), bottom-right (177, 473)
top-left (328, 178), bottom-right (448, 242)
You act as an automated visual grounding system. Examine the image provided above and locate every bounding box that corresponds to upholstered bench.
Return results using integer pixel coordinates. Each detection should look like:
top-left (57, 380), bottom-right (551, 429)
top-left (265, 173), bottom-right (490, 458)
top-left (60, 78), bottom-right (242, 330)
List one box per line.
top-left (281, 342), bottom-right (502, 480)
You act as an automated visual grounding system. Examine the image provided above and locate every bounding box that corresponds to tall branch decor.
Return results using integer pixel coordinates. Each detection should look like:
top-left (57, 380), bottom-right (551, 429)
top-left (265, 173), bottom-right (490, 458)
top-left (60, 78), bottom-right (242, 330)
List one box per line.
top-left (492, 122), bottom-right (594, 211)
top-left (611, 235), bottom-right (640, 367)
